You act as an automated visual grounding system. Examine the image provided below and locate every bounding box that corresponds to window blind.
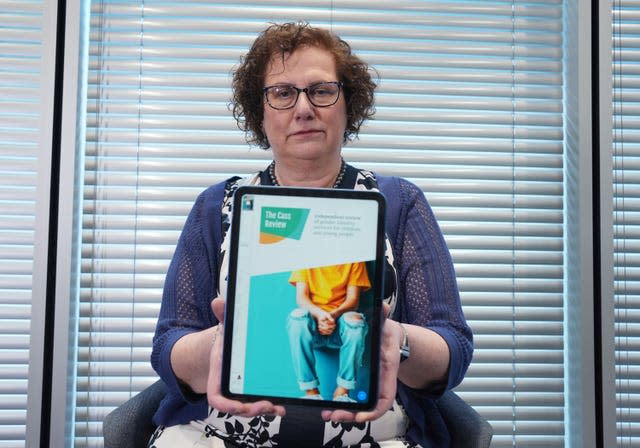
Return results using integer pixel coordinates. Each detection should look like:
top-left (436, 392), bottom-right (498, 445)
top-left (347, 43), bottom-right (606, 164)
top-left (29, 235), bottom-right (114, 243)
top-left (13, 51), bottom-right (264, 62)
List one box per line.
top-left (613, 0), bottom-right (640, 445)
top-left (80, 1), bottom-right (565, 446)
top-left (0, 1), bottom-right (44, 447)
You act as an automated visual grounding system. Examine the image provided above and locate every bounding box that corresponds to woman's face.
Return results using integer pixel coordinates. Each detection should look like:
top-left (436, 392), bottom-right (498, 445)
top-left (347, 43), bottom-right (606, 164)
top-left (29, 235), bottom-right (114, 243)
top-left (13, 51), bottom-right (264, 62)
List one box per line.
top-left (262, 46), bottom-right (347, 165)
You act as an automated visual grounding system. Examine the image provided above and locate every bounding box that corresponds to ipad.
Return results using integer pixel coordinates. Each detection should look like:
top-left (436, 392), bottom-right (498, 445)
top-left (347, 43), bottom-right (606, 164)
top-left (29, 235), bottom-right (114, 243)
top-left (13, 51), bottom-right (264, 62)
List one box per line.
top-left (221, 185), bottom-right (386, 410)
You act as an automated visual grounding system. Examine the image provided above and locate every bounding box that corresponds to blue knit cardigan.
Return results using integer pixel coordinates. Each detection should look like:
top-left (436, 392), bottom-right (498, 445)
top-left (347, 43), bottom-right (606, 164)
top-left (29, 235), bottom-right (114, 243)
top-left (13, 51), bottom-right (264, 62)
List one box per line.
top-left (151, 172), bottom-right (473, 448)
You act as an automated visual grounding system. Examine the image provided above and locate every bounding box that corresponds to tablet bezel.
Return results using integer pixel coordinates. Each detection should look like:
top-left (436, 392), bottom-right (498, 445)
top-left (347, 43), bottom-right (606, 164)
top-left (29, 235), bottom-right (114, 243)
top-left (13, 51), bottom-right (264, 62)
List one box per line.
top-left (220, 185), bottom-right (386, 411)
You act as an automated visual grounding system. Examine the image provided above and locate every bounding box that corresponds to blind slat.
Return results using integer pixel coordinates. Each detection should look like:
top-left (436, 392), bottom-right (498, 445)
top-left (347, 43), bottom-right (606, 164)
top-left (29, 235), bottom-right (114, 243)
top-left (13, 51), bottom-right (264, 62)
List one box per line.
top-left (0, 1), bottom-right (43, 444)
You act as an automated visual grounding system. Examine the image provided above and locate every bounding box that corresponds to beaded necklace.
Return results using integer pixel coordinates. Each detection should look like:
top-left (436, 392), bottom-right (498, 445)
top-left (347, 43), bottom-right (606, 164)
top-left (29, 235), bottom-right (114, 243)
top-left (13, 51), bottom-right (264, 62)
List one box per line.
top-left (267, 158), bottom-right (346, 188)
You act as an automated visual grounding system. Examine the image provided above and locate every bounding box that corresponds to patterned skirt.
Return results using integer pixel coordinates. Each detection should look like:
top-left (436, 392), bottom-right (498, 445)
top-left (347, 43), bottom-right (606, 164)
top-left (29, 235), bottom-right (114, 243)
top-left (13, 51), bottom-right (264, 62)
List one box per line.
top-left (148, 399), bottom-right (421, 448)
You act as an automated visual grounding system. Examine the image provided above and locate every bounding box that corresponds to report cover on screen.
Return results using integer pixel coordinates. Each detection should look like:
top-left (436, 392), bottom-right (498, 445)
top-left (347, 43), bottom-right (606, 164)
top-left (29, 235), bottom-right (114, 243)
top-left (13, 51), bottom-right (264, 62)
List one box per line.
top-left (221, 185), bottom-right (386, 410)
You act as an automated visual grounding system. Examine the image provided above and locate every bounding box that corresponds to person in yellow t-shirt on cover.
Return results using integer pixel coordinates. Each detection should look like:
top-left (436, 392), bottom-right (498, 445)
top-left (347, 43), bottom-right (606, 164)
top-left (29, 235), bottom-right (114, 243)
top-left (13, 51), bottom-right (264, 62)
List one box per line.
top-left (286, 262), bottom-right (372, 402)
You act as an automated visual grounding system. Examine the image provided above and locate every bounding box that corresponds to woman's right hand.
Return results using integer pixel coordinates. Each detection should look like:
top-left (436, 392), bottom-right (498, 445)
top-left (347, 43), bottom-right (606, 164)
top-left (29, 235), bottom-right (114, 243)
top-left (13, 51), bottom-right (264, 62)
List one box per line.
top-left (206, 297), bottom-right (286, 418)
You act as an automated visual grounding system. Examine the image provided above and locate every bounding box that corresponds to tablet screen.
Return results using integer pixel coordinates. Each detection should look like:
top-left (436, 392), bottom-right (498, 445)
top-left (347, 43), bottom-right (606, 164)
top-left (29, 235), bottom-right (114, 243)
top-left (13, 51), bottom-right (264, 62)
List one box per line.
top-left (221, 185), bottom-right (386, 410)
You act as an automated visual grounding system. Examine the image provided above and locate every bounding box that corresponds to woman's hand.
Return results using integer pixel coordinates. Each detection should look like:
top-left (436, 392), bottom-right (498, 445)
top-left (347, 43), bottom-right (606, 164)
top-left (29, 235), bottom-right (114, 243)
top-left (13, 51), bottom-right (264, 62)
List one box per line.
top-left (321, 302), bottom-right (400, 423)
top-left (206, 297), bottom-right (286, 418)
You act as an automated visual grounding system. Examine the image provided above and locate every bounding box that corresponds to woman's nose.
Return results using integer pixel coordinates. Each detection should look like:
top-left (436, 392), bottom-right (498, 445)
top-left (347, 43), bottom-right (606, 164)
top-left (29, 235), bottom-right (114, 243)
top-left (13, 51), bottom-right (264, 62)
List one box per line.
top-left (293, 91), bottom-right (315, 119)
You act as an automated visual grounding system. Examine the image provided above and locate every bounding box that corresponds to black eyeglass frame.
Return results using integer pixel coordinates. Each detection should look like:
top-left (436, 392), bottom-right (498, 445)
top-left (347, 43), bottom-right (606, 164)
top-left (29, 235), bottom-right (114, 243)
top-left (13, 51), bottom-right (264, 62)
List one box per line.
top-left (262, 81), bottom-right (343, 110)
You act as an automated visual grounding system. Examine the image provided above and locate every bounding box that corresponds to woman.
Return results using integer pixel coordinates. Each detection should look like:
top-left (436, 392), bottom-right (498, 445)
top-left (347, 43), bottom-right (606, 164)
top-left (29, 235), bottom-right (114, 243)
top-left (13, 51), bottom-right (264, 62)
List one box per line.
top-left (150, 21), bottom-right (473, 447)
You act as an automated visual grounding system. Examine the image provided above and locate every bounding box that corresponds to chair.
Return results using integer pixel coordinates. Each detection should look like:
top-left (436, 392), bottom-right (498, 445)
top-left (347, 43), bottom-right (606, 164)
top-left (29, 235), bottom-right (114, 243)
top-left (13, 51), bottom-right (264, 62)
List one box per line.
top-left (103, 380), bottom-right (167, 448)
top-left (436, 389), bottom-right (493, 448)
top-left (103, 379), bottom-right (493, 448)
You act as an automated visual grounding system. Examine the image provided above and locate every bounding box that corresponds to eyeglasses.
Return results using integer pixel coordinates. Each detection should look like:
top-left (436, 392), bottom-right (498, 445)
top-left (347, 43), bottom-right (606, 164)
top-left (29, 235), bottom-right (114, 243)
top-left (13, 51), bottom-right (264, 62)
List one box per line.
top-left (263, 81), bottom-right (343, 110)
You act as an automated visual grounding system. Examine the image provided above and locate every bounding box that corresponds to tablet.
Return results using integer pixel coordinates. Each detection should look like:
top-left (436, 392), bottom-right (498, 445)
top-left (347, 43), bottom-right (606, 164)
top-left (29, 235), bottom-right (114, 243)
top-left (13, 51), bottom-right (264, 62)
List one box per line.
top-left (221, 185), bottom-right (386, 410)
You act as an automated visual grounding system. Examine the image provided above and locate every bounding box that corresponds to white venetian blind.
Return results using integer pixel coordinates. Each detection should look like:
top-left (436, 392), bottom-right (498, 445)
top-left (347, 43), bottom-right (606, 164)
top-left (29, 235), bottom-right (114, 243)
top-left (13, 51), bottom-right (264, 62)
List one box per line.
top-left (613, 0), bottom-right (640, 445)
top-left (79, 1), bottom-right (565, 446)
top-left (0, 1), bottom-right (44, 447)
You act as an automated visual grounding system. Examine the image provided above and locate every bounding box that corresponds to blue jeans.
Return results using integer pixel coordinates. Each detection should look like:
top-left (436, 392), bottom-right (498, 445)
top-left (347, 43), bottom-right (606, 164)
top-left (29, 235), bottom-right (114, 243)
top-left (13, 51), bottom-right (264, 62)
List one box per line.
top-left (286, 308), bottom-right (367, 392)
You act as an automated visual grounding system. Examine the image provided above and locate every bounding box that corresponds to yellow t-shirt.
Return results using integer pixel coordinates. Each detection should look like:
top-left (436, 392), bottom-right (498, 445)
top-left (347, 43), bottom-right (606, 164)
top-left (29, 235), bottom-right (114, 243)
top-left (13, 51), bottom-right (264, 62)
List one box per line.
top-left (289, 262), bottom-right (371, 311)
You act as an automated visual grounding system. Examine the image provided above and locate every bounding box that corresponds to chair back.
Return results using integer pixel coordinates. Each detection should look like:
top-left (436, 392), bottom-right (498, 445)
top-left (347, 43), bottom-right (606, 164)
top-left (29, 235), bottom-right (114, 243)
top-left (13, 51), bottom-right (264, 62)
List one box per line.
top-left (436, 390), bottom-right (493, 448)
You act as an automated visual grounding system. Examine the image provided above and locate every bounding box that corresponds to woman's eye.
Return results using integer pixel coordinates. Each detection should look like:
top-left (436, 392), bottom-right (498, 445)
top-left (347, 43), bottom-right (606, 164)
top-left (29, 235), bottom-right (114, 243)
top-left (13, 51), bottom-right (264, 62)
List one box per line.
top-left (276, 88), bottom-right (293, 98)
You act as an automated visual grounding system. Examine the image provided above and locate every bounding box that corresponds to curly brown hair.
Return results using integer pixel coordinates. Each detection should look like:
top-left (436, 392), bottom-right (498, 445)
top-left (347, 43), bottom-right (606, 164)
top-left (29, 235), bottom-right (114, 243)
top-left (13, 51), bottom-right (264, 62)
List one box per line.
top-left (231, 21), bottom-right (377, 149)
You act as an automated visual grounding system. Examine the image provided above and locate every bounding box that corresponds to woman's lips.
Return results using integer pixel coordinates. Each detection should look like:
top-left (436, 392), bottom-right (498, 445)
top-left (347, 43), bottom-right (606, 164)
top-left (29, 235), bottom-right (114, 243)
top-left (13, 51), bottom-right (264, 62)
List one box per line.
top-left (291, 129), bottom-right (322, 137)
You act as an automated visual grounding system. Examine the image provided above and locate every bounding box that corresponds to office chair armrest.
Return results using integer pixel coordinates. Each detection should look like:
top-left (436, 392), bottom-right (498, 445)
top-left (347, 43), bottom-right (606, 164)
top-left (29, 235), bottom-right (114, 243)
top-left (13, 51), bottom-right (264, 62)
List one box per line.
top-left (436, 390), bottom-right (493, 448)
top-left (103, 380), bottom-right (167, 448)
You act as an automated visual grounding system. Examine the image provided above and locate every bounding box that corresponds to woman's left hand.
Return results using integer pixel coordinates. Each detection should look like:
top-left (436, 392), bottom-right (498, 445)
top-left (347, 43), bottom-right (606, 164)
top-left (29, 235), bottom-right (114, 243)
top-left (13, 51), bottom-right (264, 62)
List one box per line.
top-left (321, 302), bottom-right (400, 423)
top-left (207, 297), bottom-right (286, 418)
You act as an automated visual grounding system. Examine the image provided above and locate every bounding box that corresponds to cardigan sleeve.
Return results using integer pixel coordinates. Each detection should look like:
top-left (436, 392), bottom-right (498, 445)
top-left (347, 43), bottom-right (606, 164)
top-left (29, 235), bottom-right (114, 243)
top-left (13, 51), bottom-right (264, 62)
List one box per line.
top-left (388, 177), bottom-right (473, 394)
top-left (150, 182), bottom-right (225, 415)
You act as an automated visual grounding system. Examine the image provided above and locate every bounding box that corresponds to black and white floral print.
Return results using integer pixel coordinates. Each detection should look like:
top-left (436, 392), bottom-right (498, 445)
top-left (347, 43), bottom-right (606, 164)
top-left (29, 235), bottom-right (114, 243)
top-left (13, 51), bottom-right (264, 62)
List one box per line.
top-left (218, 173), bottom-right (259, 299)
top-left (147, 425), bottom-right (164, 447)
top-left (353, 169), bottom-right (397, 317)
top-left (204, 408), bottom-right (282, 448)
